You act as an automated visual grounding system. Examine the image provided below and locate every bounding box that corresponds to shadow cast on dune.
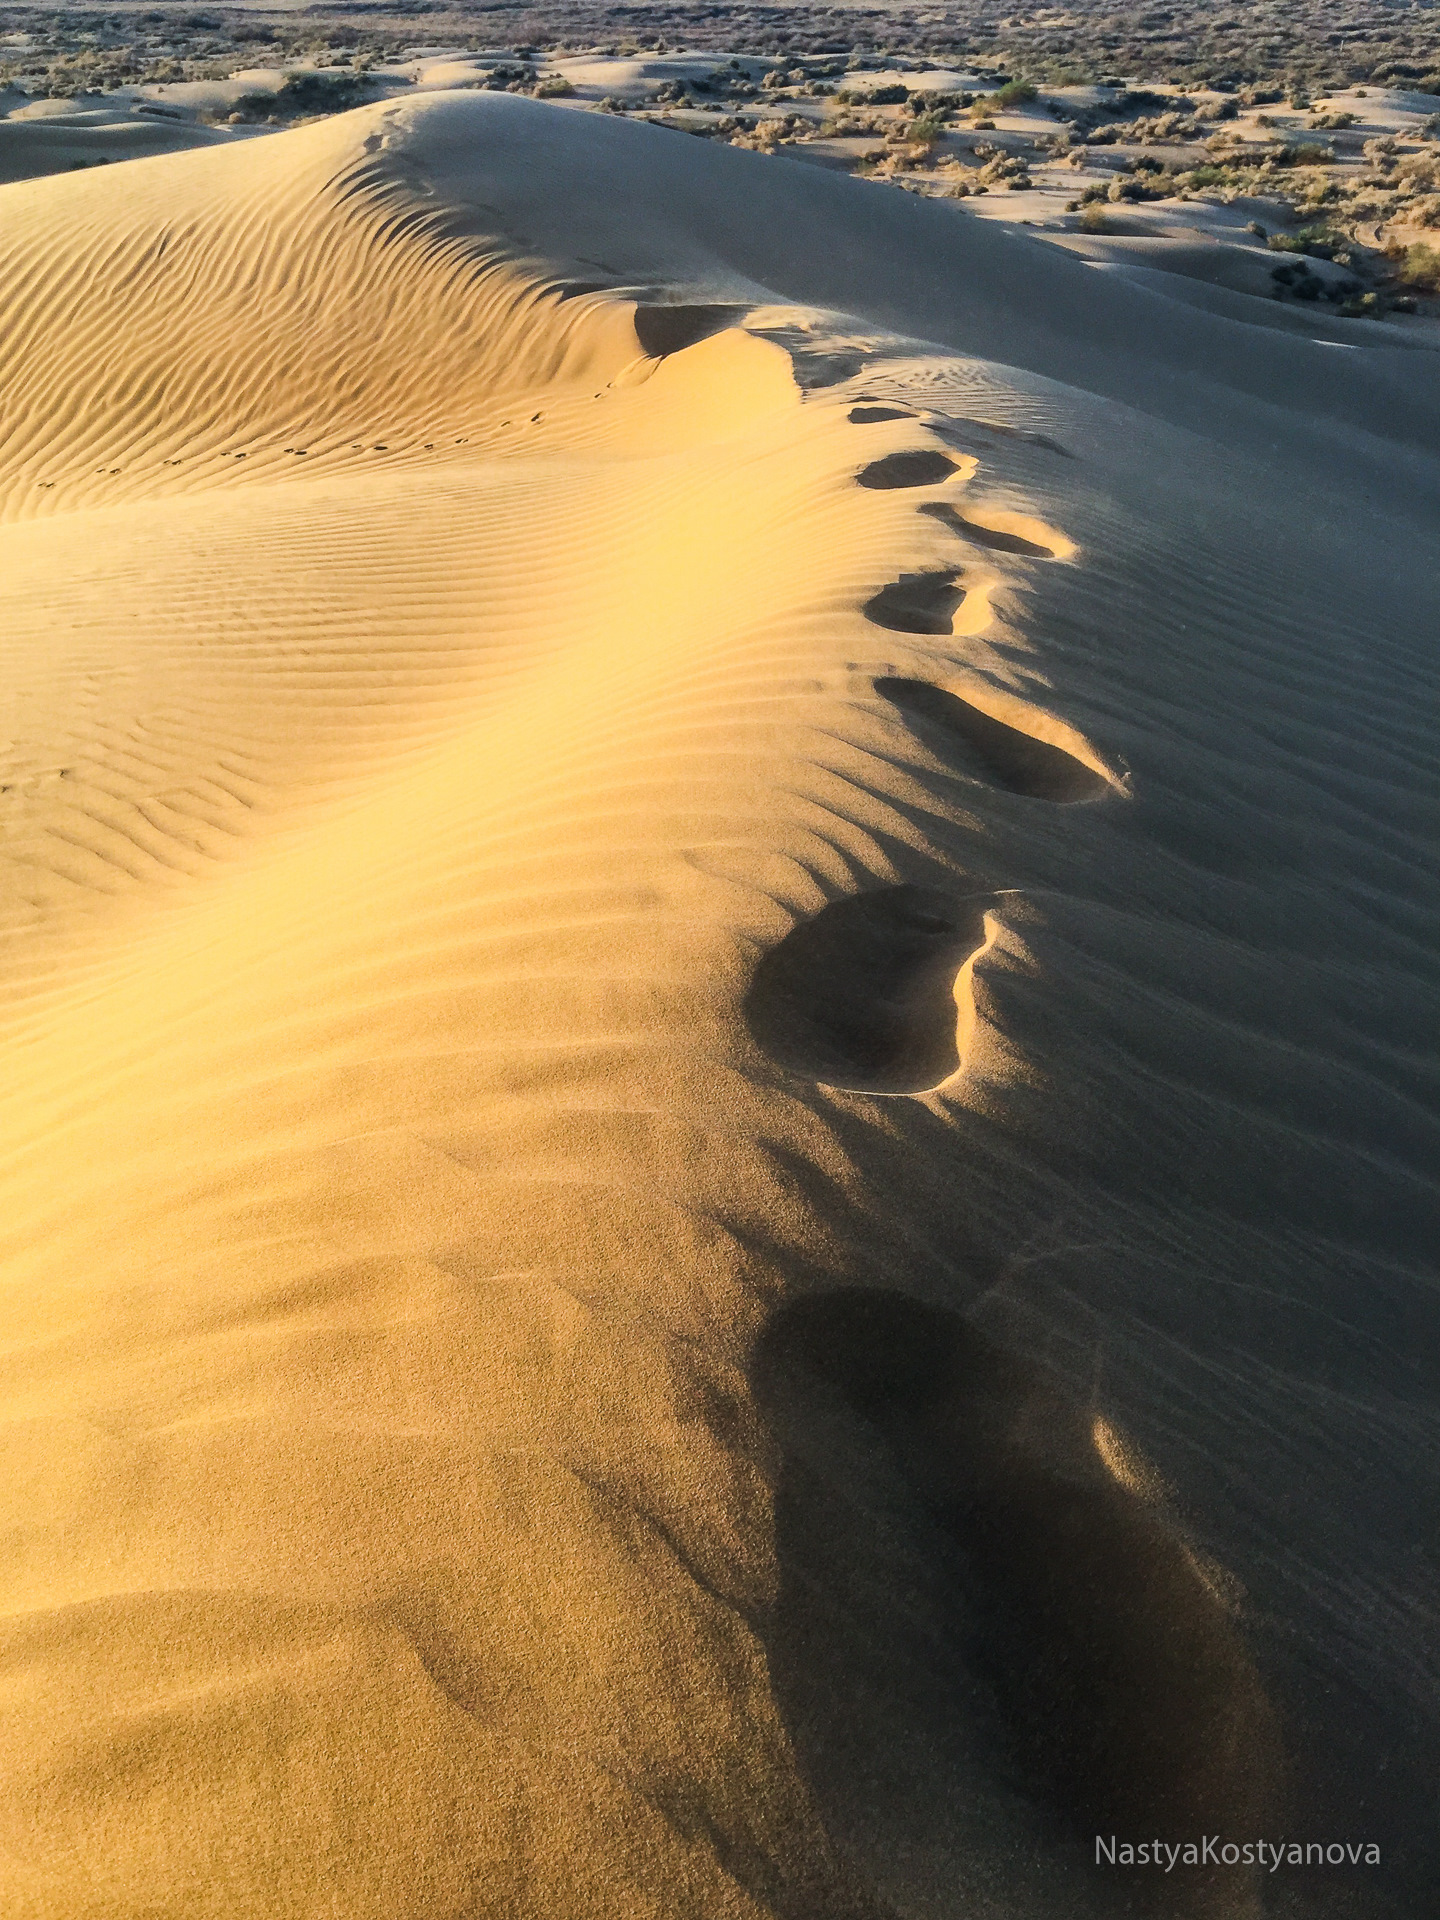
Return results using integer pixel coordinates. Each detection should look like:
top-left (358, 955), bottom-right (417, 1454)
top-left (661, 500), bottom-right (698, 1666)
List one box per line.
top-left (753, 1288), bottom-right (1286, 1916)
top-left (633, 302), bottom-right (753, 356)
top-left (876, 678), bottom-right (1114, 803)
top-left (742, 886), bottom-right (992, 1094)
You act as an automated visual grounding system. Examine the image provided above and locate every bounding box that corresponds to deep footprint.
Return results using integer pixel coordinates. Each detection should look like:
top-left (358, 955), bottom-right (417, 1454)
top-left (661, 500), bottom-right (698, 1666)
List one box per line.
top-left (743, 885), bottom-right (992, 1094)
top-left (633, 303), bottom-right (751, 356)
top-left (857, 450), bottom-right (958, 490)
top-left (754, 1289), bottom-right (1284, 1880)
top-left (877, 678), bottom-right (1112, 803)
top-left (864, 571), bottom-right (965, 636)
top-left (920, 500), bottom-right (1058, 557)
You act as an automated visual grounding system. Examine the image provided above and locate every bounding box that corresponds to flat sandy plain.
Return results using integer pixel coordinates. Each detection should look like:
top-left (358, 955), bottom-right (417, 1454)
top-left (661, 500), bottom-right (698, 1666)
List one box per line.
top-left (1, 75), bottom-right (1438, 1920)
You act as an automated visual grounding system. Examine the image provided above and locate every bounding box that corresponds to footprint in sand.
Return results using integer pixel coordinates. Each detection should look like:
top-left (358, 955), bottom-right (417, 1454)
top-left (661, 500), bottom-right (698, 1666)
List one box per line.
top-left (920, 499), bottom-right (1070, 558)
top-left (864, 571), bottom-right (966, 636)
top-left (857, 450), bottom-right (959, 490)
top-left (743, 884), bottom-right (994, 1095)
top-left (754, 1289), bottom-right (1284, 1904)
top-left (876, 678), bottom-right (1115, 804)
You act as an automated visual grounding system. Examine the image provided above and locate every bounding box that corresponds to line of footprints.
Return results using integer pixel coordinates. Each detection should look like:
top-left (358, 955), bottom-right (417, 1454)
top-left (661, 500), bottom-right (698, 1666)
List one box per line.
top-left (745, 414), bottom-right (1120, 1099)
top-left (749, 396), bottom-right (1281, 1878)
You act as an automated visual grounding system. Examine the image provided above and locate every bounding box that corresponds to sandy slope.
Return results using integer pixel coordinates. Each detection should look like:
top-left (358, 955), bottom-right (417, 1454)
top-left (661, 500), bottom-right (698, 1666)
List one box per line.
top-left (0, 96), bottom-right (231, 185)
top-left (1, 95), bottom-right (1438, 1920)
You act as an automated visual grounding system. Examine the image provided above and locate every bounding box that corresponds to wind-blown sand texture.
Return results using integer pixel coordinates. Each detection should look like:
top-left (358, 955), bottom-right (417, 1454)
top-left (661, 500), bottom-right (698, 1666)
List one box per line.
top-left (1, 92), bottom-right (1438, 1920)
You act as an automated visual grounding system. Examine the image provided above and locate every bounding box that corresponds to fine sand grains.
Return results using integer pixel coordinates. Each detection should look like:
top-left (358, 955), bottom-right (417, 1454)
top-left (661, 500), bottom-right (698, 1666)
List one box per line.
top-left (1, 92), bottom-right (1437, 1920)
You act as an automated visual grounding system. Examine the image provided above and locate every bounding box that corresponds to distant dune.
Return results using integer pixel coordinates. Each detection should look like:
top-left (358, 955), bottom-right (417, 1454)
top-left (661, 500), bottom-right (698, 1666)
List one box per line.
top-left (1, 92), bottom-right (1437, 1920)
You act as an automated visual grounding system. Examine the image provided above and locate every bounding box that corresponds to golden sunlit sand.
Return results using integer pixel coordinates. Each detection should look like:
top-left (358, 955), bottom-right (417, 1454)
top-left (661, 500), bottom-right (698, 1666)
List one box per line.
top-left (1, 89), bottom-right (1437, 1919)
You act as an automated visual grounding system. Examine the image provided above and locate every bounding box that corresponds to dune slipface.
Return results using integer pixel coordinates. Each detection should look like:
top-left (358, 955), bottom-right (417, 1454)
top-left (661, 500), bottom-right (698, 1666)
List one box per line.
top-left (1, 92), bottom-right (1438, 1920)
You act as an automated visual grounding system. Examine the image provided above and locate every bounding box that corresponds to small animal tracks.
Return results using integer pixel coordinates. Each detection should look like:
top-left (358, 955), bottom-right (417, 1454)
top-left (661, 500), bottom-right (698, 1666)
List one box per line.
top-left (877, 678), bottom-right (1115, 804)
top-left (743, 884), bottom-right (995, 1095)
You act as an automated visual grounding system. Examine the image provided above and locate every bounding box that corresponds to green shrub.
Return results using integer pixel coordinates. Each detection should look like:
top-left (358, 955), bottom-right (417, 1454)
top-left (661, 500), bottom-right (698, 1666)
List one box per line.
top-left (1268, 225), bottom-right (1344, 259)
top-left (231, 71), bottom-right (372, 118)
top-left (906, 111), bottom-right (947, 148)
top-left (991, 80), bottom-right (1037, 108)
top-left (835, 82), bottom-right (907, 106)
top-left (1279, 140), bottom-right (1333, 166)
top-left (1397, 241), bottom-right (1440, 292)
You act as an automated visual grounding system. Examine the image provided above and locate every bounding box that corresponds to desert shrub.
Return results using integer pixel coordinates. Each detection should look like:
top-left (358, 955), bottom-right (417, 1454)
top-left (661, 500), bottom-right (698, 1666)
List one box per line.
top-left (1115, 88), bottom-right (1169, 114)
top-left (821, 109), bottom-right (882, 137)
top-left (991, 80), bottom-right (1037, 108)
top-left (270, 70), bottom-right (371, 113)
top-left (31, 47), bottom-right (148, 96)
top-left (1268, 224), bottom-right (1345, 259)
top-left (533, 75), bottom-right (574, 97)
top-left (976, 151), bottom-right (1032, 187)
top-left (1080, 202), bottom-right (1113, 232)
top-left (1277, 141), bottom-right (1333, 167)
top-left (733, 115), bottom-right (802, 151)
top-left (835, 82), bottom-right (907, 106)
top-left (905, 110), bottom-right (947, 149)
top-left (1395, 152), bottom-right (1440, 192)
top-left (1270, 261), bottom-right (1324, 298)
top-left (1396, 241), bottom-right (1440, 291)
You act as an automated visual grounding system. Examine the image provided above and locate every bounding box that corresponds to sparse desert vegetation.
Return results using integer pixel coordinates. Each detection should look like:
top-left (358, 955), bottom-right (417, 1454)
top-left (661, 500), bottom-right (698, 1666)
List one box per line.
top-left (3, 2), bottom-right (1439, 316)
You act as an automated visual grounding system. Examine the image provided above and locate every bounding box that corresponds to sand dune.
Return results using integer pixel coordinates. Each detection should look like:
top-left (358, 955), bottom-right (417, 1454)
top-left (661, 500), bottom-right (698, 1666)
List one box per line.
top-left (1, 92), bottom-right (1438, 1918)
top-left (0, 96), bottom-right (229, 186)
